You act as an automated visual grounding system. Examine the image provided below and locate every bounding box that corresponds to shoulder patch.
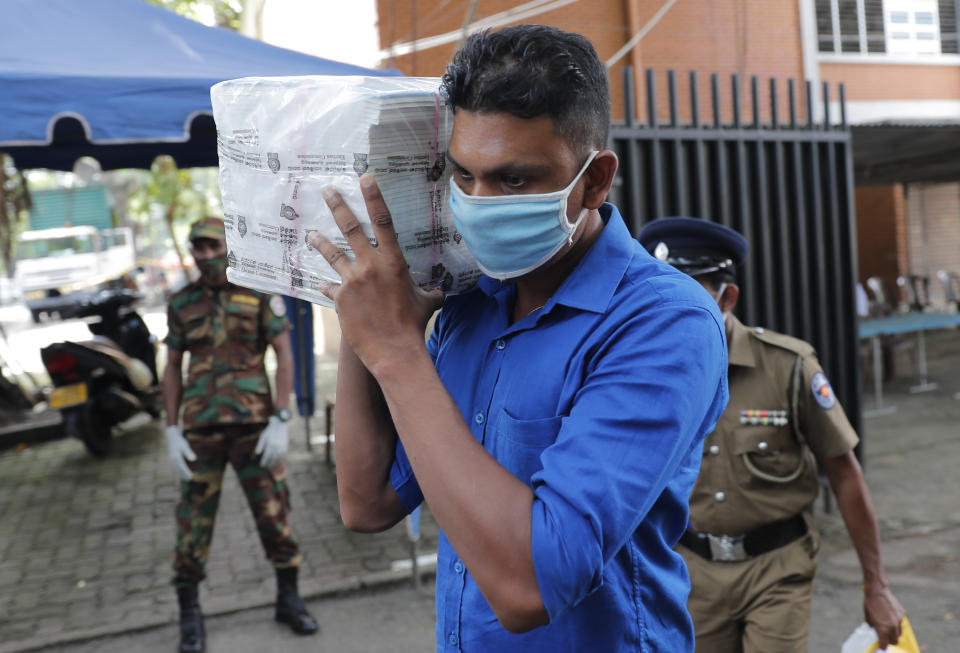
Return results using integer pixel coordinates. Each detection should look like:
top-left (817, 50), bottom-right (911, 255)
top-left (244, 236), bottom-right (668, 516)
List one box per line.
top-left (230, 293), bottom-right (260, 308)
top-left (750, 327), bottom-right (816, 358)
top-left (269, 295), bottom-right (287, 317)
top-left (811, 372), bottom-right (836, 409)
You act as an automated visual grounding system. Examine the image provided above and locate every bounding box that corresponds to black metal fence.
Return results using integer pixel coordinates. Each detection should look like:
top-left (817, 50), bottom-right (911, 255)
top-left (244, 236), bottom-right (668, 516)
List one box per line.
top-left (609, 68), bottom-right (862, 435)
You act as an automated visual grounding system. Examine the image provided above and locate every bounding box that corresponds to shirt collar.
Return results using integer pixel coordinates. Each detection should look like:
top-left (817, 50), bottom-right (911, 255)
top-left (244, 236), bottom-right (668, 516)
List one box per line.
top-left (475, 203), bottom-right (633, 315)
top-left (727, 314), bottom-right (757, 368)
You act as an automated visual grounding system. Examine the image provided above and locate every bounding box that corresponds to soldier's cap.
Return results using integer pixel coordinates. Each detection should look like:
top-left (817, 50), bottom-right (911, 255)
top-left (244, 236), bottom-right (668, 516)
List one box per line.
top-left (188, 217), bottom-right (225, 243)
top-left (638, 216), bottom-right (748, 277)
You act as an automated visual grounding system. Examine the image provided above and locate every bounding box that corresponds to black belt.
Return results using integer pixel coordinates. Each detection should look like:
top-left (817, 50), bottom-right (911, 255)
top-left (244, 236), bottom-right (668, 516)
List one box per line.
top-left (680, 514), bottom-right (808, 562)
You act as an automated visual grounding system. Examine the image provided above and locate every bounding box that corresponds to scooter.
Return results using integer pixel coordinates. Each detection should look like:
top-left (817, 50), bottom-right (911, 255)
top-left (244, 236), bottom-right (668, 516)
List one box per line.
top-left (40, 288), bottom-right (161, 457)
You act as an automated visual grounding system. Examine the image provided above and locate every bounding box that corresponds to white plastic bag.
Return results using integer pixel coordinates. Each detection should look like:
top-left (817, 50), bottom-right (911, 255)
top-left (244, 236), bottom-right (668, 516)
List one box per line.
top-left (841, 622), bottom-right (880, 653)
top-left (840, 617), bottom-right (920, 653)
top-left (210, 75), bottom-right (482, 307)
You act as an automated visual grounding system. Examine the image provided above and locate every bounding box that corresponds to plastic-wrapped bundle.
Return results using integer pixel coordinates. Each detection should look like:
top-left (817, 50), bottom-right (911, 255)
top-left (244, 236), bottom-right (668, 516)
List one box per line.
top-left (210, 76), bottom-right (481, 306)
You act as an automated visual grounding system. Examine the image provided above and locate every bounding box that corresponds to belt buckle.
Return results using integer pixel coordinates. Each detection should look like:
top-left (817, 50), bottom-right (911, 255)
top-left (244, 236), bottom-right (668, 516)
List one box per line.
top-left (707, 534), bottom-right (748, 561)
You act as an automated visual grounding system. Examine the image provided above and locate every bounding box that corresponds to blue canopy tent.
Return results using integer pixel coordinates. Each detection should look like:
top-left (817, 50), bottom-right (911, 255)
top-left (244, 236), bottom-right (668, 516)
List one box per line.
top-left (0, 0), bottom-right (394, 171)
top-left (0, 0), bottom-right (388, 427)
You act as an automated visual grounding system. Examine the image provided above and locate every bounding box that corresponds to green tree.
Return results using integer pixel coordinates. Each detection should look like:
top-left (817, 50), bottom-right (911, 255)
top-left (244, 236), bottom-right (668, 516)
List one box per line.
top-left (131, 156), bottom-right (223, 272)
top-left (0, 155), bottom-right (31, 277)
top-left (144, 0), bottom-right (243, 31)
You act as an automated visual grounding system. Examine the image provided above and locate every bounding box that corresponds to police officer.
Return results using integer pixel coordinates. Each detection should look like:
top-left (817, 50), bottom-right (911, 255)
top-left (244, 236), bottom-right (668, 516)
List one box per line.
top-left (638, 217), bottom-right (905, 653)
top-left (162, 217), bottom-right (318, 653)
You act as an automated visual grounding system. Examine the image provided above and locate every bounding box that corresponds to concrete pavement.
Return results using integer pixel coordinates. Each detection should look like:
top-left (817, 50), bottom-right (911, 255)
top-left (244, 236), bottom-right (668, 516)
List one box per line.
top-left (0, 353), bottom-right (440, 653)
top-left (46, 580), bottom-right (438, 653)
top-left (807, 328), bottom-right (960, 651)
top-left (1, 330), bottom-right (959, 652)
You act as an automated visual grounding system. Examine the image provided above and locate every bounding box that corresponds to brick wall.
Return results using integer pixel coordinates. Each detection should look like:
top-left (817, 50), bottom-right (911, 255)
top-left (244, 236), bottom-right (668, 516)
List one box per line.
top-left (375, 0), bottom-right (809, 124)
top-left (904, 183), bottom-right (960, 307)
top-left (627, 0), bottom-right (806, 124)
top-left (820, 63), bottom-right (960, 102)
top-left (376, 0), bottom-right (634, 119)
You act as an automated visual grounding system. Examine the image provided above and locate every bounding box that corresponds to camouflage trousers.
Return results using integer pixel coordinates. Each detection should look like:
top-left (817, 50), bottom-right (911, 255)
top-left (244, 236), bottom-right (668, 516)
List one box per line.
top-left (172, 423), bottom-right (302, 586)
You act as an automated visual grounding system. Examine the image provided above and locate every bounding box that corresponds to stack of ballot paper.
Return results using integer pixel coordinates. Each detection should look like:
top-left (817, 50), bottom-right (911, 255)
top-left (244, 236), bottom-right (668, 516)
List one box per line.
top-left (210, 75), bottom-right (482, 307)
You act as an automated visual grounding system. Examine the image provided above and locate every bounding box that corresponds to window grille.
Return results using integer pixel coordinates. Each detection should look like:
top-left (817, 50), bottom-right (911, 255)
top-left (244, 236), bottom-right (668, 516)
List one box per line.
top-left (815, 0), bottom-right (959, 54)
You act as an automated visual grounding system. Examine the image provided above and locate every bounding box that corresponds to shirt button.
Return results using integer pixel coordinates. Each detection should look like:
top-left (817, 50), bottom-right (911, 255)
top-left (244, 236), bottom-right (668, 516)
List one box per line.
top-left (449, 633), bottom-right (459, 646)
top-left (758, 441), bottom-right (768, 451)
top-left (495, 338), bottom-right (506, 350)
top-left (454, 561), bottom-right (464, 574)
top-left (474, 412), bottom-right (484, 424)
top-left (709, 445), bottom-right (720, 455)
top-left (715, 491), bottom-right (726, 502)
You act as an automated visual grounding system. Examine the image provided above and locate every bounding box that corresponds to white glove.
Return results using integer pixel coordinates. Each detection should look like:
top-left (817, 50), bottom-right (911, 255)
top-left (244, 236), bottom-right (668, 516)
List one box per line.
top-left (165, 425), bottom-right (197, 481)
top-left (255, 416), bottom-right (289, 469)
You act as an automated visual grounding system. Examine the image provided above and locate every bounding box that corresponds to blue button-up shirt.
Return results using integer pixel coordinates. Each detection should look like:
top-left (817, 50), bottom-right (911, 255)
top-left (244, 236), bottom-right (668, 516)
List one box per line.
top-left (390, 204), bottom-right (728, 652)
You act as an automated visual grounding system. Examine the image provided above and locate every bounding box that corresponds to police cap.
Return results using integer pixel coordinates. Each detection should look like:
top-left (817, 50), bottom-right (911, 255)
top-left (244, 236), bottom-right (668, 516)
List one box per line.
top-left (638, 216), bottom-right (748, 277)
top-left (188, 217), bottom-right (225, 243)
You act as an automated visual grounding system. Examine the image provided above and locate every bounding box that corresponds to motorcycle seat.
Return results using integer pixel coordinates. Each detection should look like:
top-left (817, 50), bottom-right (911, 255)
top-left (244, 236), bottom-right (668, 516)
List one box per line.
top-left (77, 336), bottom-right (154, 391)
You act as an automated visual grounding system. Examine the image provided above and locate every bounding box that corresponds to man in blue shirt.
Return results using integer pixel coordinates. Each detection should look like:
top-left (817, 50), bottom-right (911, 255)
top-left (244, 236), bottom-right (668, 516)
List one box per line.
top-left (309, 25), bottom-right (728, 651)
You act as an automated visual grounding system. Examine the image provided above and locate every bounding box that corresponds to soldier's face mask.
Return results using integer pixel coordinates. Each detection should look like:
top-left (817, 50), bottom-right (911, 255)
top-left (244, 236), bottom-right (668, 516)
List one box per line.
top-left (196, 255), bottom-right (228, 286)
top-left (448, 151), bottom-right (598, 280)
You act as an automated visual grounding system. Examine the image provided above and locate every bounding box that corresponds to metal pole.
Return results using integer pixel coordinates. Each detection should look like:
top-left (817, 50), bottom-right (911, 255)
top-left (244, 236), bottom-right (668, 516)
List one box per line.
top-left (865, 335), bottom-right (896, 417)
top-left (294, 299), bottom-right (312, 451)
top-left (909, 330), bottom-right (937, 393)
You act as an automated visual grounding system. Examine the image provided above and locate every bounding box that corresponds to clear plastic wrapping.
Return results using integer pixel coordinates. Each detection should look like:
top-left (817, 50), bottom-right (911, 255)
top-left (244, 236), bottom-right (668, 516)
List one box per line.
top-left (211, 75), bottom-right (481, 306)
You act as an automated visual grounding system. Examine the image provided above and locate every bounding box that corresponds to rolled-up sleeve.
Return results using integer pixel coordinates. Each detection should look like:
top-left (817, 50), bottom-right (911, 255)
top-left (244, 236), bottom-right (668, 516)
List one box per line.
top-left (530, 301), bottom-right (727, 620)
top-left (164, 303), bottom-right (184, 352)
top-left (388, 307), bottom-right (449, 513)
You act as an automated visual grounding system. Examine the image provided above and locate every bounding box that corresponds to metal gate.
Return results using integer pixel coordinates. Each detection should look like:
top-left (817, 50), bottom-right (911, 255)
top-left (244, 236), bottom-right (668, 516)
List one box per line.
top-left (609, 68), bottom-right (862, 435)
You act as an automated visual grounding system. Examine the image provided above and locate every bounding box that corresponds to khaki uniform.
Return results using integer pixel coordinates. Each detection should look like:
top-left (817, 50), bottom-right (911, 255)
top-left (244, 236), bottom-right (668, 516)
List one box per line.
top-left (165, 282), bottom-right (301, 585)
top-left (682, 315), bottom-right (859, 653)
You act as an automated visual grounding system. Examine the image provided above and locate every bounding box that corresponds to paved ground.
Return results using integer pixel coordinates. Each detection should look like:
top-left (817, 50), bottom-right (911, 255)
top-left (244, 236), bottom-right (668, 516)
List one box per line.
top-left (0, 353), bottom-right (440, 653)
top-left (47, 580), bottom-right (438, 653)
top-left (1, 326), bottom-right (959, 652)
top-left (808, 329), bottom-right (960, 651)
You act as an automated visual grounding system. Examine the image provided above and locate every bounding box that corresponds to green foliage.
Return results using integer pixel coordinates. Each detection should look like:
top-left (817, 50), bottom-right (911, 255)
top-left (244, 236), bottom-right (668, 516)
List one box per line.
top-left (132, 0), bottom-right (239, 263)
top-left (143, 0), bottom-right (242, 31)
top-left (0, 155), bottom-right (31, 276)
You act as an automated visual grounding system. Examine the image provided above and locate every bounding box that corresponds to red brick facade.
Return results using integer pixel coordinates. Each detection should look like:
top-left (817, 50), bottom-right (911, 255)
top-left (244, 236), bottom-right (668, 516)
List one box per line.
top-left (375, 0), bottom-right (809, 124)
top-left (855, 185), bottom-right (908, 284)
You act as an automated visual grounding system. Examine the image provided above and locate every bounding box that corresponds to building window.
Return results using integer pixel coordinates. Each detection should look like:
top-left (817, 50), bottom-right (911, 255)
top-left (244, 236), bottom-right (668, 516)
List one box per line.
top-left (886, 0), bottom-right (940, 54)
top-left (941, 0), bottom-right (959, 52)
top-left (816, 0), bottom-right (887, 53)
top-left (816, 0), bottom-right (960, 55)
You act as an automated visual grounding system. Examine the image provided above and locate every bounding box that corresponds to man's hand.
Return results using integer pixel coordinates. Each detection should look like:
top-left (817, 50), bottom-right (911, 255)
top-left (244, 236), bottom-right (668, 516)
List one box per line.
top-left (255, 416), bottom-right (289, 468)
top-left (164, 425), bottom-right (196, 481)
top-left (308, 175), bottom-right (443, 374)
top-left (864, 584), bottom-right (905, 649)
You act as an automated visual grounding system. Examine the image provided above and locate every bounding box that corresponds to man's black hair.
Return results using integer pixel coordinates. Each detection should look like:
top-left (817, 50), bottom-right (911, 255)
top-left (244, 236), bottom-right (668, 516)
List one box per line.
top-left (440, 24), bottom-right (610, 155)
top-left (698, 270), bottom-right (737, 292)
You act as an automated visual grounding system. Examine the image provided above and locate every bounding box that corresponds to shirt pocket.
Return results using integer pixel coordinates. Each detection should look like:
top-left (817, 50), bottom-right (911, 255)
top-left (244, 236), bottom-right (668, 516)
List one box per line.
top-left (183, 313), bottom-right (210, 348)
top-left (226, 303), bottom-right (258, 332)
top-left (731, 425), bottom-right (806, 485)
top-left (493, 409), bottom-right (562, 485)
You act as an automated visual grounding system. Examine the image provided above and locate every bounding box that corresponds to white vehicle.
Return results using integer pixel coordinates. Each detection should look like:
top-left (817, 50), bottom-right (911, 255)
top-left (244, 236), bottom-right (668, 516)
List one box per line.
top-left (14, 226), bottom-right (136, 322)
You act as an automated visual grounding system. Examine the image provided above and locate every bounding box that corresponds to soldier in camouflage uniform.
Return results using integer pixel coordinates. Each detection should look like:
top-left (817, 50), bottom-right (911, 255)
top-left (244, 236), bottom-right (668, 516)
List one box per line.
top-left (639, 217), bottom-right (904, 653)
top-left (162, 217), bottom-right (318, 653)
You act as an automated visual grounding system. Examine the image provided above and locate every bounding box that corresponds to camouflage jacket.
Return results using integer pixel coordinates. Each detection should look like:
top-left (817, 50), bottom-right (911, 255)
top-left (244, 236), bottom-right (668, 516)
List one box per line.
top-left (165, 282), bottom-right (290, 428)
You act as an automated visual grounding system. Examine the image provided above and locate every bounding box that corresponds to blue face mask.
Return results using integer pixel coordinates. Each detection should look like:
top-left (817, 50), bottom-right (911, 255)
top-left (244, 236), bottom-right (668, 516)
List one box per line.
top-left (449, 151), bottom-right (599, 280)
